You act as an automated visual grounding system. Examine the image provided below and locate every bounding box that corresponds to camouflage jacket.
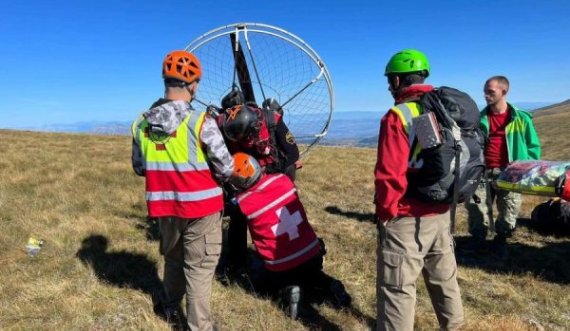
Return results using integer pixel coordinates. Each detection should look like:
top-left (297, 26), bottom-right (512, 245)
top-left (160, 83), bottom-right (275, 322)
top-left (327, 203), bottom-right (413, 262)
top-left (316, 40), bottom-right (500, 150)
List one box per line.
top-left (131, 98), bottom-right (233, 182)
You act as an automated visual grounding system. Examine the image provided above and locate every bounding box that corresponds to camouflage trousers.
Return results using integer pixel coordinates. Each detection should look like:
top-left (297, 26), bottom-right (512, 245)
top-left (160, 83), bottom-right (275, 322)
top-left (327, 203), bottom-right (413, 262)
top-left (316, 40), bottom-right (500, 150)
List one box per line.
top-left (465, 168), bottom-right (522, 239)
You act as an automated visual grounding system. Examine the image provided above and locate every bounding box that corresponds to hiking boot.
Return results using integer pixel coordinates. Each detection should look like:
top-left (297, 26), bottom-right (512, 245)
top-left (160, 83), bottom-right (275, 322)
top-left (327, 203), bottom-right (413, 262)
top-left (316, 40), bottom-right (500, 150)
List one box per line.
top-left (328, 279), bottom-right (352, 308)
top-left (216, 263), bottom-right (250, 286)
top-left (165, 307), bottom-right (186, 331)
top-left (278, 285), bottom-right (301, 320)
top-left (493, 230), bottom-right (513, 245)
top-left (493, 234), bottom-right (507, 245)
top-left (491, 233), bottom-right (511, 259)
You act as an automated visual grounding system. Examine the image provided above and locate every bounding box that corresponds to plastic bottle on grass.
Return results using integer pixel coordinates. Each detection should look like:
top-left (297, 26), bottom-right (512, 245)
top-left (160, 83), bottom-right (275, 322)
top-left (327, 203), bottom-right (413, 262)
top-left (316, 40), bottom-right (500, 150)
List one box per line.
top-left (26, 237), bottom-right (44, 257)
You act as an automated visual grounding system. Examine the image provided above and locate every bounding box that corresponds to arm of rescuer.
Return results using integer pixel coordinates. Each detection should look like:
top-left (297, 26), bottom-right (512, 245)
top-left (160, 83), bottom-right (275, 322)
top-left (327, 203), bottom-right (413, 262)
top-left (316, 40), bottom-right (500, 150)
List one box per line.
top-left (200, 114), bottom-right (234, 183)
top-left (374, 110), bottom-right (410, 222)
top-left (132, 138), bottom-right (145, 176)
top-left (131, 112), bottom-right (146, 176)
top-left (274, 119), bottom-right (300, 169)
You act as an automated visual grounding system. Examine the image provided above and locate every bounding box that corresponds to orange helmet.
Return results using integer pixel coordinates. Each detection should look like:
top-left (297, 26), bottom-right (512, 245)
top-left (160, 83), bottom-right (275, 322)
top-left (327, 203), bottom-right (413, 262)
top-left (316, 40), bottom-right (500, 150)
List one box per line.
top-left (162, 50), bottom-right (202, 84)
top-left (231, 153), bottom-right (262, 189)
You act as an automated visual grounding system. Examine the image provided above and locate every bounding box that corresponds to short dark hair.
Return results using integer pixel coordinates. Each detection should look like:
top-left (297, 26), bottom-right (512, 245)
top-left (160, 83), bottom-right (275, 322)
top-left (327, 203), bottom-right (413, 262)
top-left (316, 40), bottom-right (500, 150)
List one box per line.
top-left (485, 75), bottom-right (510, 92)
top-left (164, 78), bottom-right (189, 88)
top-left (388, 70), bottom-right (427, 89)
top-left (401, 72), bottom-right (427, 86)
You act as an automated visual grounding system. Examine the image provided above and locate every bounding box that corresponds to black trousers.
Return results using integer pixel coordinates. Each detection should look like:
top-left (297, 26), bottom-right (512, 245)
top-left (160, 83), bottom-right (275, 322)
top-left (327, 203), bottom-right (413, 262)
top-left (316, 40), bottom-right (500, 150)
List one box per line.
top-left (265, 253), bottom-right (331, 294)
top-left (226, 206), bottom-right (248, 269)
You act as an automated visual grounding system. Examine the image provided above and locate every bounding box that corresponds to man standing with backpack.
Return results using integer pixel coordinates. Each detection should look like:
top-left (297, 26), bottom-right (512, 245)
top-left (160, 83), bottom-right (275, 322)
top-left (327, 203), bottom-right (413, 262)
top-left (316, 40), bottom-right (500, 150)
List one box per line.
top-left (465, 76), bottom-right (541, 245)
top-left (375, 49), bottom-right (464, 331)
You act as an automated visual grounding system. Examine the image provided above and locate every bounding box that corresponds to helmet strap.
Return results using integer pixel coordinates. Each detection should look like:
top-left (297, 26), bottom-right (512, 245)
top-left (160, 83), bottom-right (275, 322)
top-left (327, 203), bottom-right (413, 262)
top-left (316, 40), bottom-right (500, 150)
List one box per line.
top-left (185, 82), bottom-right (198, 100)
top-left (388, 75), bottom-right (401, 98)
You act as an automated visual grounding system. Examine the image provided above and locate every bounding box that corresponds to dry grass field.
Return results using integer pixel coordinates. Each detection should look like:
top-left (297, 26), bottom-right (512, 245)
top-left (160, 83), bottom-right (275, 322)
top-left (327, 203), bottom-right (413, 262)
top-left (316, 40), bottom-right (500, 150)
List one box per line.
top-left (0, 105), bottom-right (569, 330)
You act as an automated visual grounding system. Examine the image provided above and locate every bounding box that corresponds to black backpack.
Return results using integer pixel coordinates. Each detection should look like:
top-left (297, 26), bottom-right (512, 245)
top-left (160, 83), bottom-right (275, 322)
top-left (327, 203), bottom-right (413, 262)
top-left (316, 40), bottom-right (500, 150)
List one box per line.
top-left (531, 199), bottom-right (570, 234)
top-left (405, 87), bottom-right (485, 231)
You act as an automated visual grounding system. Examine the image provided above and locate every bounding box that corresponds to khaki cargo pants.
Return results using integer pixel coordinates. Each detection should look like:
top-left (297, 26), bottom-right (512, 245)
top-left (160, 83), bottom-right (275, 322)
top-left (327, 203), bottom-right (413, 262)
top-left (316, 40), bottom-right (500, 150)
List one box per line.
top-left (377, 211), bottom-right (464, 331)
top-left (465, 168), bottom-right (522, 239)
top-left (159, 212), bottom-right (222, 331)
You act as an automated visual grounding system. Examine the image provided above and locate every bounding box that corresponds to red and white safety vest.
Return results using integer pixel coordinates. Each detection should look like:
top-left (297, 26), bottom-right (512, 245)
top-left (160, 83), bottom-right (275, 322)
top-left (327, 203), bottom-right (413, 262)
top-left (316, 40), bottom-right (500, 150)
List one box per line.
top-left (132, 110), bottom-right (224, 218)
top-left (237, 174), bottom-right (320, 272)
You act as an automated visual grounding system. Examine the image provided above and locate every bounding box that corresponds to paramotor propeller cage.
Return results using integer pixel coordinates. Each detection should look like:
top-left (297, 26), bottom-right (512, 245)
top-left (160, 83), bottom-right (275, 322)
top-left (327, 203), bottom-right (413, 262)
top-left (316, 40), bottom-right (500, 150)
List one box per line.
top-left (186, 22), bottom-right (334, 156)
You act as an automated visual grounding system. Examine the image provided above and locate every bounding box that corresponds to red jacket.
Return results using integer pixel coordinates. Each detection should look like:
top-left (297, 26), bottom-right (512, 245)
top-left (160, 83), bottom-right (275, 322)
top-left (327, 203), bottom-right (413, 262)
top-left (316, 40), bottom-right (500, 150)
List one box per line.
top-left (236, 174), bottom-right (320, 271)
top-left (375, 85), bottom-right (449, 221)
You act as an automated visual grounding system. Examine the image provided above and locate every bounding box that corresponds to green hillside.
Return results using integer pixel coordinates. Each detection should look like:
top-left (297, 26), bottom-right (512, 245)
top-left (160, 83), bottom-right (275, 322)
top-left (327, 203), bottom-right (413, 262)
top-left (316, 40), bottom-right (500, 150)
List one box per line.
top-left (0, 104), bottom-right (568, 330)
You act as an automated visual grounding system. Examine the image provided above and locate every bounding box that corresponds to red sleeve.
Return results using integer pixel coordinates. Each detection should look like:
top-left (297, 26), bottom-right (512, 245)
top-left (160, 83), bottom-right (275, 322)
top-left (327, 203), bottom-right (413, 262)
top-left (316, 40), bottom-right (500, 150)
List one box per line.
top-left (375, 110), bottom-right (410, 220)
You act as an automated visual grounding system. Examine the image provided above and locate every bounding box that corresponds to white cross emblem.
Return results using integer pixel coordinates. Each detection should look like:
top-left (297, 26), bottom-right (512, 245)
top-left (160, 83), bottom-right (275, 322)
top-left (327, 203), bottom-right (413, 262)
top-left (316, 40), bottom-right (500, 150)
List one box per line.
top-left (271, 207), bottom-right (303, 240)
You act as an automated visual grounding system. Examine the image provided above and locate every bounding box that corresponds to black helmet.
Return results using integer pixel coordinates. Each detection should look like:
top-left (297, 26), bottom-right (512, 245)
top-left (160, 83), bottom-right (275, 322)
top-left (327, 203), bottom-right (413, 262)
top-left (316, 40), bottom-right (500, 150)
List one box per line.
top-left (222, 104), bottom-right (260, 142)
top-left (221, 88), bottom-right (245, 110)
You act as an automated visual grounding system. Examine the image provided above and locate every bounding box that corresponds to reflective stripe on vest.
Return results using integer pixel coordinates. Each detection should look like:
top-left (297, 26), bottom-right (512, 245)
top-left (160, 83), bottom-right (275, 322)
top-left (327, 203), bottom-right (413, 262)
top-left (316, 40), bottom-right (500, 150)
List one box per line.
top-left (264, 238), bottom-right (320, 266)
top-left (237, 174), bottom-right (282, 203)
top-left (133, 110), bottom-right (223, 218)
top-left (390, 102), bottom-right (423, 167)
top-left (145, 187), bottom-right (223, 201)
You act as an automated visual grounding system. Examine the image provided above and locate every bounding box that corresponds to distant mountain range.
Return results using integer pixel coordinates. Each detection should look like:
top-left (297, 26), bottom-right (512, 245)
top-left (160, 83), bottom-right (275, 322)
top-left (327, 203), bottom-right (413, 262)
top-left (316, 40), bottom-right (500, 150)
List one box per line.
top-left (319, 101), bottom-right (559, 147)
top-left (11, 100), bottom-right (566, 147)
top-left (27, 121), bottom-right (132, 135)
top-left (531, 99), bottom-right (570, 117)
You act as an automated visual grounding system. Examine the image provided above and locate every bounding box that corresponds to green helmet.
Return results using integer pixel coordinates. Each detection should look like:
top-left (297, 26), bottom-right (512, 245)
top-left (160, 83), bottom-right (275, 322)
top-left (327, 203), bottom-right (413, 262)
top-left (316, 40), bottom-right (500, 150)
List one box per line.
top-left (384, 49), bottom-right (430, 77)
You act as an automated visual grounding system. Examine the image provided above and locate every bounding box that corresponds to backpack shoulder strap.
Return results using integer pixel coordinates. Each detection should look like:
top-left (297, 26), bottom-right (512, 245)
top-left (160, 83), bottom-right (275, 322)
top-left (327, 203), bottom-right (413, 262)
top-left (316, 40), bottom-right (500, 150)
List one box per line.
top-left (449, 140), bottom-right (462, 234)
top-left (264, 107), bottom-right (277, 129)
top-left (263, 108), bottom-right (282, 169)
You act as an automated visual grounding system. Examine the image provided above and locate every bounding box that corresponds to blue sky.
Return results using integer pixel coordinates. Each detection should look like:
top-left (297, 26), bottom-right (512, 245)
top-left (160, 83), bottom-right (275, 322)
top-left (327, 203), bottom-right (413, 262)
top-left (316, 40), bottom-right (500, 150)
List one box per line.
top-left (1, 0), bottom-right (569, 128)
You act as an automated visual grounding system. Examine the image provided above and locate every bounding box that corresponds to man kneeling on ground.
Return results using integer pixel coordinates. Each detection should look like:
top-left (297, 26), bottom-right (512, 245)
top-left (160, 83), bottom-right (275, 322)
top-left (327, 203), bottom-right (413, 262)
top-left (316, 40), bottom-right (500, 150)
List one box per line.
top-left (228, 152), bottom-right (351, 319)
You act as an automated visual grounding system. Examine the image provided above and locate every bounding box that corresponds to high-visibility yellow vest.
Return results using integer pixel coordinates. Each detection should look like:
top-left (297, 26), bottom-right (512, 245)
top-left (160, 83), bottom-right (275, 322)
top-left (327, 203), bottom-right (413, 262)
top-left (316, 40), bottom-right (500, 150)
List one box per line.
top-left (389, 102), bottom-right (423, 168)
top-left (132, 110), bottom-right (223, 218)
